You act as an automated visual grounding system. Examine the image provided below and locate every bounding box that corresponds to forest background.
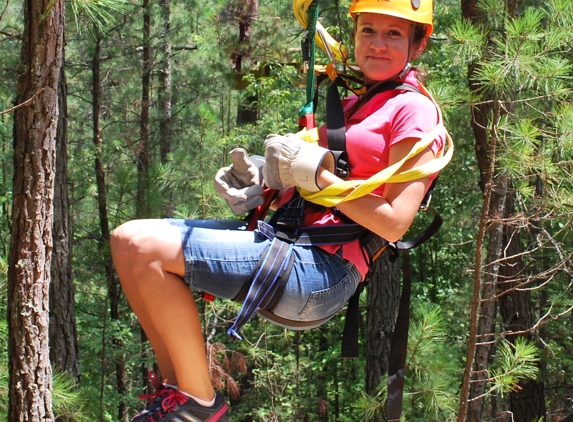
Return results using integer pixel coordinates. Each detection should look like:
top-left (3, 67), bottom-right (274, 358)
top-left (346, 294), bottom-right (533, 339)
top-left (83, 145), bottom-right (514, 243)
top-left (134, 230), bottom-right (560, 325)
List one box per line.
top-left (1, 0), bottom-right (573, 420)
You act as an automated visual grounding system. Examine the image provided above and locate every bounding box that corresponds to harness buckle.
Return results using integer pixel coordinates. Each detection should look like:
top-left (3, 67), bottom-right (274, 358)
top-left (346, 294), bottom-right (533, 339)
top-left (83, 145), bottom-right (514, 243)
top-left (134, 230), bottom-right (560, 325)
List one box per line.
top-left (275, 196), bottom-right (306, 230)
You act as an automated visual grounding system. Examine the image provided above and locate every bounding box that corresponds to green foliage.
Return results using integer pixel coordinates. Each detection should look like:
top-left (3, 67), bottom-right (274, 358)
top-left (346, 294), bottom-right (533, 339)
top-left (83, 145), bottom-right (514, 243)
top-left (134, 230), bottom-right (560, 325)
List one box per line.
top-left (52, 371), bottom-right (90, 421)
top-left (448, 19), bottom-right (484, 66)
top-left (68, 0), bottom-right (129, 33)
top-left (406, 304), bottom-right (459, 421)
top-left (449, 0), bottom-right (573, 417)
top-left (356, 304), bottom-right (460, 422)
top-left (489, 338), bottom-right (540, 398)
top-left (355, 377), bottom-right (387, 422)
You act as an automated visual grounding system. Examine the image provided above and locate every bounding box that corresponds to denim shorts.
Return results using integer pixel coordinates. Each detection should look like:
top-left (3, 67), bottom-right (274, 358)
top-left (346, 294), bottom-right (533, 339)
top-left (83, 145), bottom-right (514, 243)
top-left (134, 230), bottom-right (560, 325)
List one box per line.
top-left (167, 219), bottom-right (362, 323)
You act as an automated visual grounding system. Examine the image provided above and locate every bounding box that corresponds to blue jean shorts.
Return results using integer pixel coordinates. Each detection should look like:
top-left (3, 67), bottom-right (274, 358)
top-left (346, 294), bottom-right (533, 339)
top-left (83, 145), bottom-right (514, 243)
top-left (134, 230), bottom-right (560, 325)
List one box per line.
top-left (167, 219), bottom-right (362, 323)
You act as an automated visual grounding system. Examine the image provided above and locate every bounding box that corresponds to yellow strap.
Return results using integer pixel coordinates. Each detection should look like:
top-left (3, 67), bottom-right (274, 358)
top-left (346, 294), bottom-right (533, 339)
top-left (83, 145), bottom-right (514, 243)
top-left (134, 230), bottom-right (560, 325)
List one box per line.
top-left (298, 128), bottom-right (454, 208)
top-left (297, 127), bottom-right (319, 144)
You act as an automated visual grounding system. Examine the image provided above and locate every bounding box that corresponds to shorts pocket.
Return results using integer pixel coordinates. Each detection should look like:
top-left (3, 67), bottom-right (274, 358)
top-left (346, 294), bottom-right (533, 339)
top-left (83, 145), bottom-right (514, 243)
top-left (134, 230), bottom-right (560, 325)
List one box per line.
top-left (298, 274), bottom-right (357, 322)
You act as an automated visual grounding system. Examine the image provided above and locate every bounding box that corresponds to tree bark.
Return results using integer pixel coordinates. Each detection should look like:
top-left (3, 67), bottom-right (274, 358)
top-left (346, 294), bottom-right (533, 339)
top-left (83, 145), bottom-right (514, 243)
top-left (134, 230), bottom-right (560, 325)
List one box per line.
top-left (137, 0), bottom-right (152, 219)
top-left (498, 194), bottom-right (546, 421)
top-left (136, 0), bottom-right (156, 395)
top-left (8, 0), bottom-right (64, 419)
top-left (467, 172), bottom-right (510, 422)
top-left (92, 34), bottom-right (129, 422)
top-left (365, 249), bottom-right (401, 420)
top-left (50, 51), bottom-right (80, 383)
top-left (231, 0), bottom-right (259, 125)
top-left (458, 1), bottom-right (504, 418)
top-left (159, 0), bottom-right (174, 218)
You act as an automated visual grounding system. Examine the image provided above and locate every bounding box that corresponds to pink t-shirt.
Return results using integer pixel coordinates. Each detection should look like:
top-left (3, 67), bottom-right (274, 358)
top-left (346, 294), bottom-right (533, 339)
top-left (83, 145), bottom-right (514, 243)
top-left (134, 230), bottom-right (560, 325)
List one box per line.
top-left (279, 72), bottom-right (446, 279)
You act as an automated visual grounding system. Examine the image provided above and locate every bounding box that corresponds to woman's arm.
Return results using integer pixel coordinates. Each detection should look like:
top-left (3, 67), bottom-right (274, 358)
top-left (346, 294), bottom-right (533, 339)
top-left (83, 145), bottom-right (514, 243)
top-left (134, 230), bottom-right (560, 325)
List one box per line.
top-left (316, 137), bottom-right (436, 242)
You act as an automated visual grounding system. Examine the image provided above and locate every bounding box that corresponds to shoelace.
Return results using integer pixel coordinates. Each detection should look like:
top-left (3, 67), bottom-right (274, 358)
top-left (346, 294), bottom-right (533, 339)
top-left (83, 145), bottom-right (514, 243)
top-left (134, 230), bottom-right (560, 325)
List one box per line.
top-left (157, 389), bottom-right (189, 416)
top-left (133, 389), bottom-right (188, 421)
top-left (133, 372), bottom-right (184, 422)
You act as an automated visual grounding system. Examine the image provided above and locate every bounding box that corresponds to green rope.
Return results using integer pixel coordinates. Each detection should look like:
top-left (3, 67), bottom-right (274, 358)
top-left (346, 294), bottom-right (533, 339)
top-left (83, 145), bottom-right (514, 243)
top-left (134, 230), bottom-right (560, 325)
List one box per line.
top-left (298, 1), bottom-right (319, 120)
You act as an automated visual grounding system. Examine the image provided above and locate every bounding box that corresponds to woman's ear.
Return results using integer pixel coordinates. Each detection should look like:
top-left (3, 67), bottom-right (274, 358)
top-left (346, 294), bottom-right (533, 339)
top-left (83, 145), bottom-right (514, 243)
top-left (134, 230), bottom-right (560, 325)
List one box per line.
top-left (411, 36), bottom-right (428, 59)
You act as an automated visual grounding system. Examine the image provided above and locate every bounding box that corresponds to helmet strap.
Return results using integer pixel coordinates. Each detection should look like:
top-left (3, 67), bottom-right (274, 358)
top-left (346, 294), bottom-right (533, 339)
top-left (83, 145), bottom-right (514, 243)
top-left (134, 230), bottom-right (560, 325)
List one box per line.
top-left (398, 62), bottom-right (412, 79)
top-left (397, 24), bottom-right (418, 79)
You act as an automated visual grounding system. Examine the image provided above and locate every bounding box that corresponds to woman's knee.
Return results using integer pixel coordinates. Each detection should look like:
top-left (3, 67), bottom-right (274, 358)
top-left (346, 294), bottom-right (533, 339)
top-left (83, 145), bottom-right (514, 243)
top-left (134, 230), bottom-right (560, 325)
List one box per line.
top-left (111, 220), bottom-right (164, 262)
top-left (113, 220), bottom-right (184, 276)
top-left (111, 220), bottom-right (143, 257)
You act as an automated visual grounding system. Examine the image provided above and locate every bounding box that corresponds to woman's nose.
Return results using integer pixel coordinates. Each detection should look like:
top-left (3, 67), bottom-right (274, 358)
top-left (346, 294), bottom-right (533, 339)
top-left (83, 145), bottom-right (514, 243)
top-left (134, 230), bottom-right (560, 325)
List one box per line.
top-left (371, 34), bottom-right (387, 50)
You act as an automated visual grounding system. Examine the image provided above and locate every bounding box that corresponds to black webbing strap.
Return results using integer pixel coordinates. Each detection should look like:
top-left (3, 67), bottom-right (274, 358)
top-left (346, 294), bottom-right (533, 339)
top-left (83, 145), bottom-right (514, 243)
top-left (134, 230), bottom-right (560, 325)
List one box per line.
top-left (386, 249), bottom-right (412, 421)
top-left (340, 278), bottom-right (367, 358)
top-left (326, 79), bottom-right (349, 179)
top-left (326, 79), bottom-right (348, 153)
top-left (326, 78), bottom-right (423, 180)
top-left (395, 206), bottom-right (443, 251)
top-left (340, 206), bottom-right (441, 359)
top-left (227, 237), bottom-right (295, 340)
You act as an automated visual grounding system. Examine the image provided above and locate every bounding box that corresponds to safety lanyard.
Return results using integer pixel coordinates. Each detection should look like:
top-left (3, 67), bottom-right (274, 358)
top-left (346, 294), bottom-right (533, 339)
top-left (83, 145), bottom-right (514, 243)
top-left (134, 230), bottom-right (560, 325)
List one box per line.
top-left (297, 1), bottom-right (319, 131)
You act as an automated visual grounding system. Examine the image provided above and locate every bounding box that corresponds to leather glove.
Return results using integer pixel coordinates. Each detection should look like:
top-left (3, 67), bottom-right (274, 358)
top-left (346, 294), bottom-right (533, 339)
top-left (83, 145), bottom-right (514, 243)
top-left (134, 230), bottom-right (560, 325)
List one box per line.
top-left (263, 133), bottom-right (335, 192)
top-left (214, 148), bottom-right (265, 215)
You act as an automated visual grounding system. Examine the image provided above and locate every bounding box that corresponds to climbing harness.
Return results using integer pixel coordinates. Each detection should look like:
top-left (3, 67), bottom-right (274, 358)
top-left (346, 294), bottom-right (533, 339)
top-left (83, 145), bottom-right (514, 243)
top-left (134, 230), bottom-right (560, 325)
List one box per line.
top-left (216, 1), bottom-right (452, 419)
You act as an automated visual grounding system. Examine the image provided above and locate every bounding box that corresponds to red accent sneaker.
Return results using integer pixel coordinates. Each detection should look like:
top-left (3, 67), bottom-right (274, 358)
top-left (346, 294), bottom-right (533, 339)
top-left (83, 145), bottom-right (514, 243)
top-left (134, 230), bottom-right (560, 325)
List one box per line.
top-left (157, 393), bottom-right (230, 422)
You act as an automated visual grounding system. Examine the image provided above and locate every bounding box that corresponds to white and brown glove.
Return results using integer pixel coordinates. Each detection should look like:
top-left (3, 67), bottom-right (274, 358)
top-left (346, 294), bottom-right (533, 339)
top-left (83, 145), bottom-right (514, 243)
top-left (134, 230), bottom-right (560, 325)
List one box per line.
top-left (214, 148), bottom-right (265, 215)
top-left (263, 134), bottom-right (335, 192)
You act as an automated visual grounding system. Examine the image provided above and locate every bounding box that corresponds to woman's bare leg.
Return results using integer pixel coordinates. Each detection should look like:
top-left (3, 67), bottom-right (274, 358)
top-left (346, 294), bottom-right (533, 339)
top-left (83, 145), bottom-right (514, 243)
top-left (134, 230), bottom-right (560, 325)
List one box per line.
top-left (111, 219), bottom-right (214, 400)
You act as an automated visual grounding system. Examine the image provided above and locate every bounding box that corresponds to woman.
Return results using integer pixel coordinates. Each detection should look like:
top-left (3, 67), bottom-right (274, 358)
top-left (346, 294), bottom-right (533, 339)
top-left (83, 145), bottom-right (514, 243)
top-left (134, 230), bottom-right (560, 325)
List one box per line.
top-left (111, 0), bottom-right (444, 420)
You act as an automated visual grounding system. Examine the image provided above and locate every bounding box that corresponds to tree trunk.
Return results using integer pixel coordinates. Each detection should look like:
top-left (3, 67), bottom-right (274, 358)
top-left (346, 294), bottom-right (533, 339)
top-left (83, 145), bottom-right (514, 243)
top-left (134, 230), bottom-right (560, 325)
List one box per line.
top-left (92, 34), bottom-right (129, 422)
top-left (137, 0), bottom-right (152, 219)
top-left (458, 1), bottom-right (504, 418)
top-left (458, 24), bottom-right (507, 416)
top-left (316, 333), bottom-right (329, 422)
top-left (8, 0), bottom-right (64, 419)
top-left (467, 172), bottom-right (510, 422)
top-left (366, 249), bottom-right (401, 422)
top-left (159, 0), bottom-right (174, 218)
top-left (498, 194), bottom-right (546, 421)
top-left (136, 0), bottom-right (156, 394)
top-left (231, 0), bottom-right (259, 125)
top-left (50, 52), bottom-right (80, 383)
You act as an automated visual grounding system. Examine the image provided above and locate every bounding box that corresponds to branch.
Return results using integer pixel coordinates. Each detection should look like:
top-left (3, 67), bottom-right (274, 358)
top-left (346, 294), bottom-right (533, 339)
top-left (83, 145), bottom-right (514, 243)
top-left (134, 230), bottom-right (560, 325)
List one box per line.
top-left (0, 88), bottom-right (45, 116)
top-left (0, 0), bottom-right (9, 23)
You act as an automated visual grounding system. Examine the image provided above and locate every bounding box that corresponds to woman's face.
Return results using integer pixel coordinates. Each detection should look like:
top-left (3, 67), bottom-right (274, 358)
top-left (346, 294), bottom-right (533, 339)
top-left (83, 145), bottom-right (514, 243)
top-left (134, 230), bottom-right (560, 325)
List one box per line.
top-left (354, 13), bottom-right (420, 84)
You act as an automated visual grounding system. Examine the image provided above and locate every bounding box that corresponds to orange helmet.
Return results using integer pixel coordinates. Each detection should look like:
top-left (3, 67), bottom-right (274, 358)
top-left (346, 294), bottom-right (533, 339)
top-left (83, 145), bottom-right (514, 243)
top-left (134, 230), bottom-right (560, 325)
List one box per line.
top-left (349, 0), bottom-right (433, 35)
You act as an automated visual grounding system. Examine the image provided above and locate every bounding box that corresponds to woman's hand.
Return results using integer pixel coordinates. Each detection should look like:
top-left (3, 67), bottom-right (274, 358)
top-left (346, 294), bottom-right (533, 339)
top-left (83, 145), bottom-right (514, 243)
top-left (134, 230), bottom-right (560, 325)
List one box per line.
top-left (213, 148), bottom-right (265, 215)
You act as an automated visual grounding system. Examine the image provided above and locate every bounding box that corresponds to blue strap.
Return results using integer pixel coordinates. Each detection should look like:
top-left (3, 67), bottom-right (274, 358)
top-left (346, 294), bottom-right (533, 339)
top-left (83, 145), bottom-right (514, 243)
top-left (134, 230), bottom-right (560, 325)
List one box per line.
top-left (227, 237), bottom-right (295, 340)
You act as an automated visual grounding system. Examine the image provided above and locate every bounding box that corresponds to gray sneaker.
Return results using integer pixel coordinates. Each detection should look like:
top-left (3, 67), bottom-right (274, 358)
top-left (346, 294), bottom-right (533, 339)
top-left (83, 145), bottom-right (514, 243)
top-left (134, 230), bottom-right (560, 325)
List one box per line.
top-left (157, 393), bottom-right (230, 422)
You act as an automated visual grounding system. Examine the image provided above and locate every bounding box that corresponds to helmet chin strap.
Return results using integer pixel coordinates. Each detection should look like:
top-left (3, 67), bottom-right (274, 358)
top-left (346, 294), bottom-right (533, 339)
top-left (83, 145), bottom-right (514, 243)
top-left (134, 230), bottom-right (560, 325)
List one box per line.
top-left (398, 62), bottom-right (412, 79)
top-left (364, 21), bottom-right (419, 85)
top-left (396, 23), bottom-right (416, 80)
